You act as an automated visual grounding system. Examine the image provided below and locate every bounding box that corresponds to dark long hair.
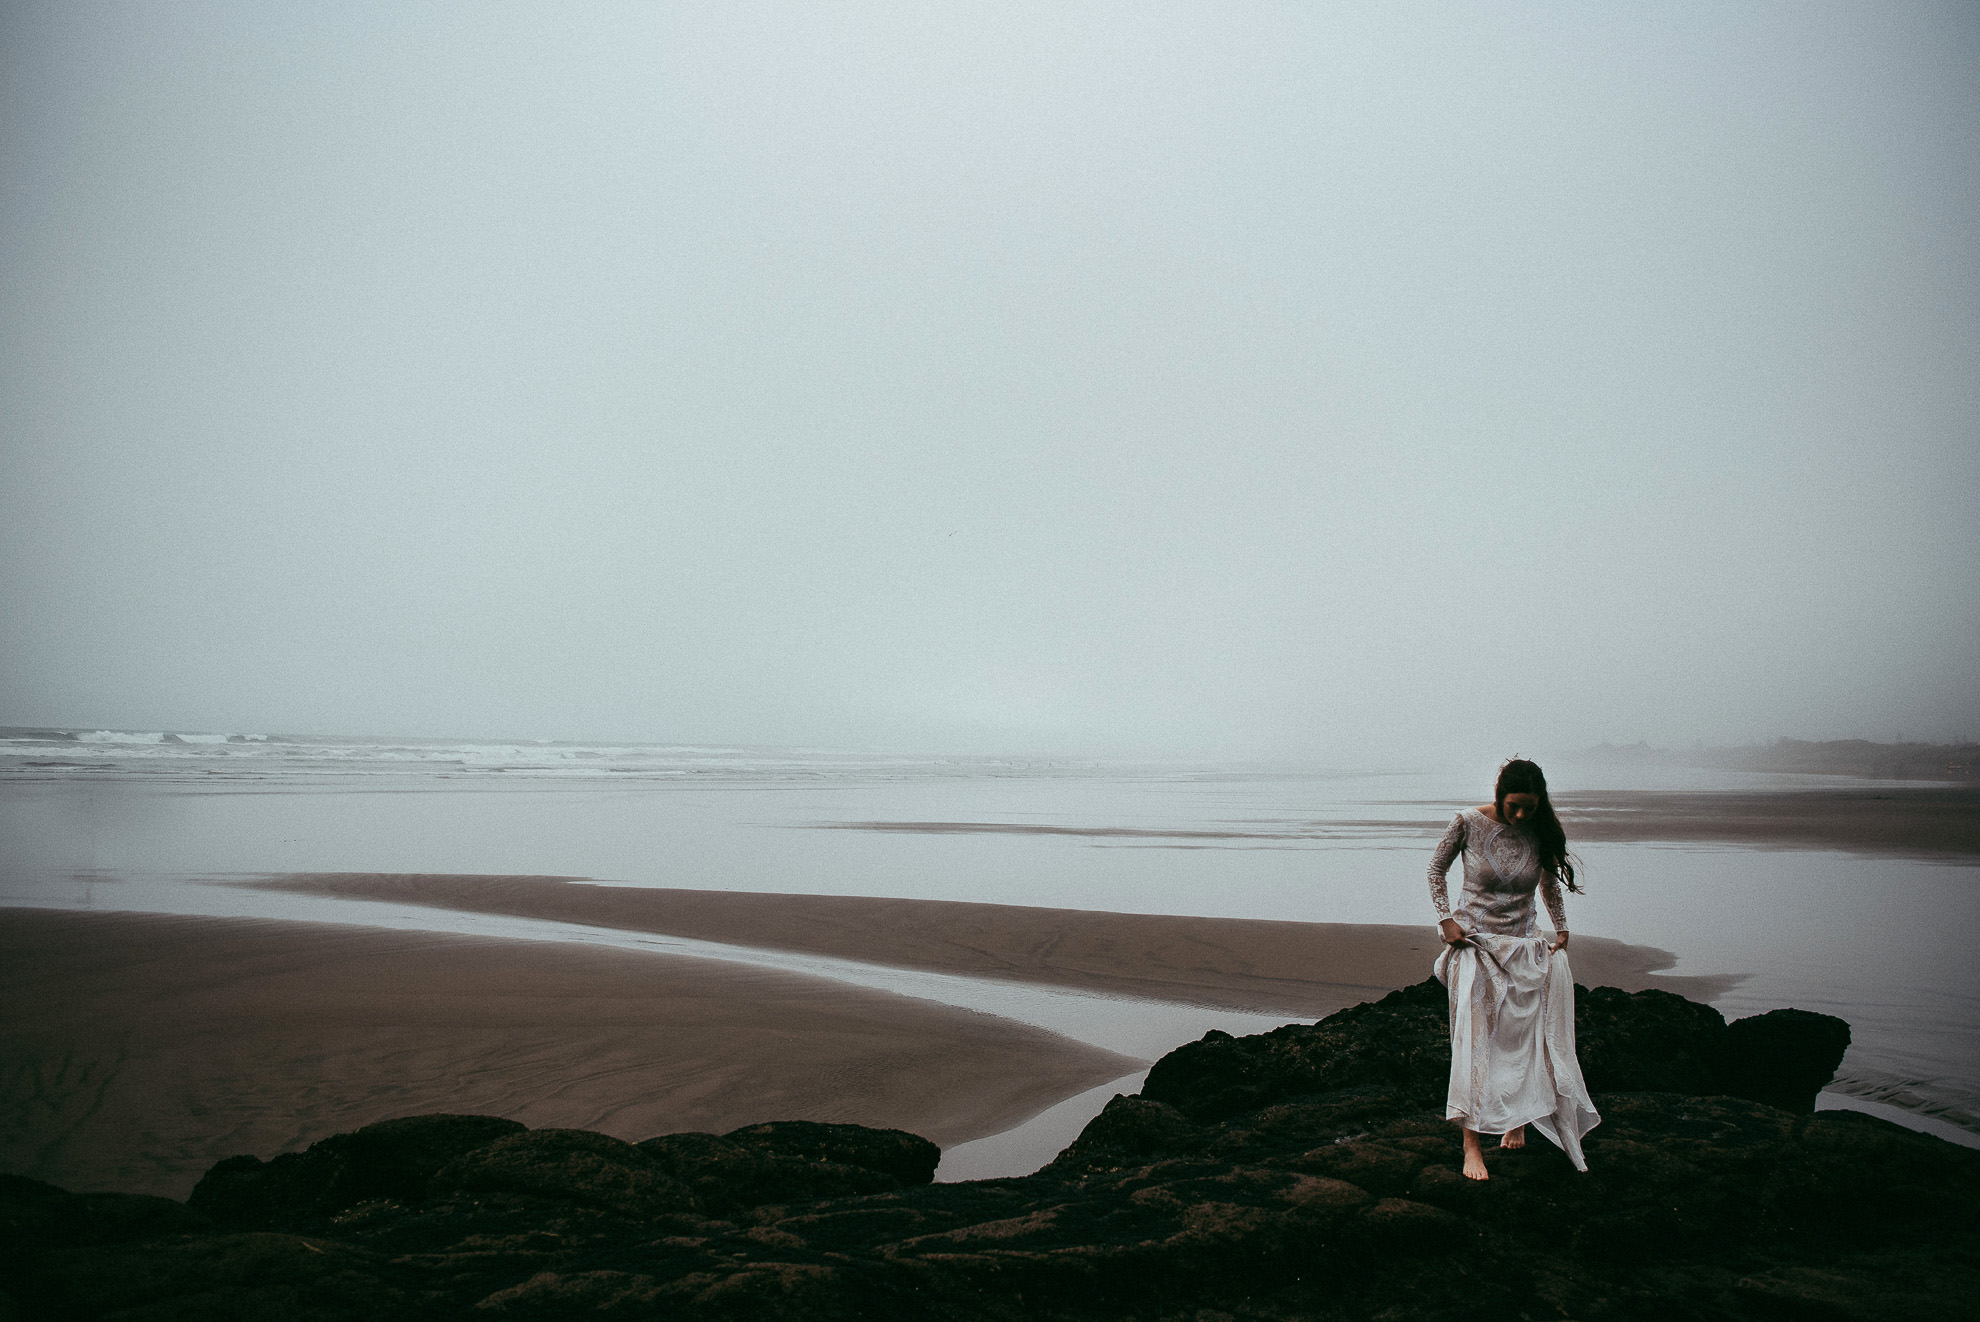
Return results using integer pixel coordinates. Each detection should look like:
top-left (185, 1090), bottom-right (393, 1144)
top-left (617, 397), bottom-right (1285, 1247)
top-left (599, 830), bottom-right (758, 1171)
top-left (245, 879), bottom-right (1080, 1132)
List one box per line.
top-left (1496, 758), bottom-right (1581, 892)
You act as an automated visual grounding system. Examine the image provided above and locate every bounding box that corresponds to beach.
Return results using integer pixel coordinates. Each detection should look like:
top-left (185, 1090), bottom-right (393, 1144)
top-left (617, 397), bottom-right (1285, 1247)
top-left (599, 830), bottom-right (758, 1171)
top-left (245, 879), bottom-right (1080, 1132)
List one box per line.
top-left (3, 738), bottom-right (1976, 1199)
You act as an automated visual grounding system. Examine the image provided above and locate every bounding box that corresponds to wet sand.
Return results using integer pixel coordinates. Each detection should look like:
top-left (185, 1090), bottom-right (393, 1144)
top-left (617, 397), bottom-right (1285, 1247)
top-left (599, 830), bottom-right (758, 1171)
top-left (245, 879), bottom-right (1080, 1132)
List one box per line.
top-left (1552, 786), bottom-right (1980, 859)
top-left (0, 909), bottom-right (1139, 1198)
top-left (814, 786), bottom-right (1980, 860)
top-left (245, 873), bottom-right (1743, 1008)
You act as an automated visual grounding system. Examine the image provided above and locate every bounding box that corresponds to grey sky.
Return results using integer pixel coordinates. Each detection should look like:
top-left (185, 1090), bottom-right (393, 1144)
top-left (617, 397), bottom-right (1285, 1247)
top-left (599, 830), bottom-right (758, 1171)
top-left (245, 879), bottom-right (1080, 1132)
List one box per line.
top-left (3, 2), bottom-right (1975, 761)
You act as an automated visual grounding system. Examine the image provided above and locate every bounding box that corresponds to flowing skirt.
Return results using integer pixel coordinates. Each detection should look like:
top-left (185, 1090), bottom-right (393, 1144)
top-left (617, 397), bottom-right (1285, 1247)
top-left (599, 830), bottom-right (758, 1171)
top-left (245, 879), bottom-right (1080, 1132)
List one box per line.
top-left (1434, 933), bottom-right (1600, 1170)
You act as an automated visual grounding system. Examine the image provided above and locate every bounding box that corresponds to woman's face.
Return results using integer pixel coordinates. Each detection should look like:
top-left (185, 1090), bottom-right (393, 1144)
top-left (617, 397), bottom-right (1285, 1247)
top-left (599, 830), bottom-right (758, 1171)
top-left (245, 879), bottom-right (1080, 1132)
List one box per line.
top-left (1500, 791), bottom-right (1540, 826)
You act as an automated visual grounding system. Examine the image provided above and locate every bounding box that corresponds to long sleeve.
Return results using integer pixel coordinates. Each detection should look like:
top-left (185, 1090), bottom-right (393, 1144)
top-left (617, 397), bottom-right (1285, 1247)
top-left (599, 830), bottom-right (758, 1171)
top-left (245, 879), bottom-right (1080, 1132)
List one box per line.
top-left (1427, 813), bottom-right (1465, 920)
top-left (1539, 872), bottom-right (1568, 932)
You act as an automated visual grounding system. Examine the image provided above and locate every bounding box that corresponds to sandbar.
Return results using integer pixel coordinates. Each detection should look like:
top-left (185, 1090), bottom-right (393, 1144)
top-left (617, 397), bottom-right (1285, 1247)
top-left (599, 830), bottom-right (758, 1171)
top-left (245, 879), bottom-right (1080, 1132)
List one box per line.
top-left (245, 873), bottom-right (1741, 1011)
top-left (1552, 786), bottom-right (1980, 858)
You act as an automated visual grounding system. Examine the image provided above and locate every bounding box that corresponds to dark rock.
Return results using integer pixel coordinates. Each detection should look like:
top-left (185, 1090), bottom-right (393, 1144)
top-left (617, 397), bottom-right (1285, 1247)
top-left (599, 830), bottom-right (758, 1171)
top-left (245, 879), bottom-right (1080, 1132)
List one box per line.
top-left (1, 1173), bottom-right (212, 1246)
top-left (636, 1124), bottom-right (918, 1217)
top-left (474, 1268), bottom-right (671, 1318)
top-left (326, 1112), bottom-right (528, 1198)
top-left (432, 1128), bottom-right (692, 1218)
top-left (1140, 979), bottom-right (1451, 1122)
top-left (1574, 983), bottom-right (1731, 1092)
top-left (1046, 1094), bottom-right (1205, 1173)
top-left (44, 1190), bottom-right (212, 1246)
top-left (1203, 1086), bottom-right (1422, 1157)
top-left (720, 1119), bottom-right (941, 1187)
top-left (632, 1129), bottom-right (739, 1178)
top-left (190, 1112), bottom-right (524, 1228)
top-left (1263, 1134), bottom-right (1429, 1197)
top-left (1722, 1006), bottom-right (1853, 1112)
top-left (19, 1231), bottom-right (422, 1320)
top-left (0, 1173), bottom-right (71, 1243)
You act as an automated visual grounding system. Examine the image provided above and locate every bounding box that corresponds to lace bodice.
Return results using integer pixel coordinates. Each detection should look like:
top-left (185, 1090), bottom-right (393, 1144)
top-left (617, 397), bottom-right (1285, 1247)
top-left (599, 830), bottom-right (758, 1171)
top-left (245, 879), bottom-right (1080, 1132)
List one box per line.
top-left (1428, 808), bottom-right (1567, 936)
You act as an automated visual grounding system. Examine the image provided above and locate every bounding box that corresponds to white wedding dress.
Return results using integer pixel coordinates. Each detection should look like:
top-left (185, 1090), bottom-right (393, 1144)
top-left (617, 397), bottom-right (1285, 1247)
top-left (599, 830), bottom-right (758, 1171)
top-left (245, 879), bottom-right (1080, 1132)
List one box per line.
top-left (1428, 808), bottom-right (1600, 1170)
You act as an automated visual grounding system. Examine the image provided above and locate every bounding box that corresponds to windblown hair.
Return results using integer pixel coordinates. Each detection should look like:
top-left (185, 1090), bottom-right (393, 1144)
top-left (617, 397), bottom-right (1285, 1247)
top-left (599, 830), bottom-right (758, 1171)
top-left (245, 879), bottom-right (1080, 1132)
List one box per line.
top-left (1495, 758), bottom-right (1581, 892)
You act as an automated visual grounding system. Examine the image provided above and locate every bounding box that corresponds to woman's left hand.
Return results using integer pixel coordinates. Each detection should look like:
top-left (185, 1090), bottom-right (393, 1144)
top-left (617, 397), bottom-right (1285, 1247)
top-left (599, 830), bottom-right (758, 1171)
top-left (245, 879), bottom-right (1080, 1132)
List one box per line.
top-left (1549, 931), bottom-right (1570, 953)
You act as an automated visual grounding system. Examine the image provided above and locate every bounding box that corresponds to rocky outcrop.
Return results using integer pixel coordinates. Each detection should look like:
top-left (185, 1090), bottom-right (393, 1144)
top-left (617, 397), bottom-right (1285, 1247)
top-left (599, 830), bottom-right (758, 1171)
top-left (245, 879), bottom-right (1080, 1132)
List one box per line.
top-left (1141, 979), bottom-right (1854, 1125)
top-left (1721, 1007), bottom-right (1855, 1112)
top-left (189, 1113), bottom-right (527, 1226)
top-left (6, 981), bottom-right (1972, 1321)
top-left (639, 1120), bottom-right (943, 1217)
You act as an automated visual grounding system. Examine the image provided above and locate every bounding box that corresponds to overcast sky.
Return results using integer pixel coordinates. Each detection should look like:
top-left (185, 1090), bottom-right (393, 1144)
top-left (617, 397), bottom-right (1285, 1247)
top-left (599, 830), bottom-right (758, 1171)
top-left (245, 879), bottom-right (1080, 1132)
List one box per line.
top-left (2, 2), bottom-right (1975, 761)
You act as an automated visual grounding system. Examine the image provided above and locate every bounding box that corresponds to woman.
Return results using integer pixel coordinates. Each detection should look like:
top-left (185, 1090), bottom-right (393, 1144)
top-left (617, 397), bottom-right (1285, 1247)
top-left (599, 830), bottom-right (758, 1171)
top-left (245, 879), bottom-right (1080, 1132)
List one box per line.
top-left (1428, 758), bottom-right (1599, 1180)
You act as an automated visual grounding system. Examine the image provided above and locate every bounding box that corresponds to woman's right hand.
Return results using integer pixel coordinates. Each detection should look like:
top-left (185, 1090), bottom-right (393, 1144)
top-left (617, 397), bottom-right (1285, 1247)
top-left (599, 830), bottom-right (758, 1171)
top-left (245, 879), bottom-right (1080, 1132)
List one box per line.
top-left (1438, 918), bottom-right (1470, 947)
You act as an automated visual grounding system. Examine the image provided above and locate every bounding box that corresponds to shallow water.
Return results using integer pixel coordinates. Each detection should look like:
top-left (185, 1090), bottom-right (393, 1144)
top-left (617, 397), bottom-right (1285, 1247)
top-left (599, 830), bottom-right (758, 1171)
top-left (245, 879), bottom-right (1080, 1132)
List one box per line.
top-left (3, 733), bottom-right (1974, 1158)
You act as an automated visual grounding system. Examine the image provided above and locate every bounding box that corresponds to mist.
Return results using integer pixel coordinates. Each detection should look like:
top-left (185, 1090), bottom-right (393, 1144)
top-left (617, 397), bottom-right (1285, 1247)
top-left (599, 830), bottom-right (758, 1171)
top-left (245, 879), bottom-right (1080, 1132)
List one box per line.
top-left (3, 2), bottom-right (1975, 762)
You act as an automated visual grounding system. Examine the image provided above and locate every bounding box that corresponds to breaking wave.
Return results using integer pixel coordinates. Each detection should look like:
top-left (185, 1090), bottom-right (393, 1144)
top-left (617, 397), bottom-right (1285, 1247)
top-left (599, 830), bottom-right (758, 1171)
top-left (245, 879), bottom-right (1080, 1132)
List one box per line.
top-left (0, 726), bottom-right (1106, 783)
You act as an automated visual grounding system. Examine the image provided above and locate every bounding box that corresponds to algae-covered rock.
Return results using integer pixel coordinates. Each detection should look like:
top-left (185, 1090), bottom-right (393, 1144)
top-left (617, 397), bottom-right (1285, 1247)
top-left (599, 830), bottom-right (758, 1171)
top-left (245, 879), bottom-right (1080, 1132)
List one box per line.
top-left (721, 1119), bottom-right (941, 1187)
top-left (1, 1172), bottom-right (213, 1247)
top-left (1574, 983), bottom-right (1731, 1093)
top-left (190, 1113), bottom-right (525, 1228)
top-left (636, 1120), bottom-right (934, 1217)
top-left (433, 1129), bottom-right (692, 1218)
top-left (1139, 979), bottom-right (1451, 1122)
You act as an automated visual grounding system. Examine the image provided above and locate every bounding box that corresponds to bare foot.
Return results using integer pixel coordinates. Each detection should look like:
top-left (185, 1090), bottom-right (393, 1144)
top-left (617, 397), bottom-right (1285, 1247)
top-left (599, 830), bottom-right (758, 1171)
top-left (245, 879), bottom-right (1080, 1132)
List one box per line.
top-left (1500, 1126), bottom-right (1526, 1150)
top-left (1461, 1128), bottom-right (1489, 1181)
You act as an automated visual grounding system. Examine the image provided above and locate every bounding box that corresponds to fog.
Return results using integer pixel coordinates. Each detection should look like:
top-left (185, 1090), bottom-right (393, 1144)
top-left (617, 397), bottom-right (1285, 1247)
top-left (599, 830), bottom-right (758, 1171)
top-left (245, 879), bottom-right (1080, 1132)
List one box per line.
top-left (2, 2), bottom-right (1975, 762)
